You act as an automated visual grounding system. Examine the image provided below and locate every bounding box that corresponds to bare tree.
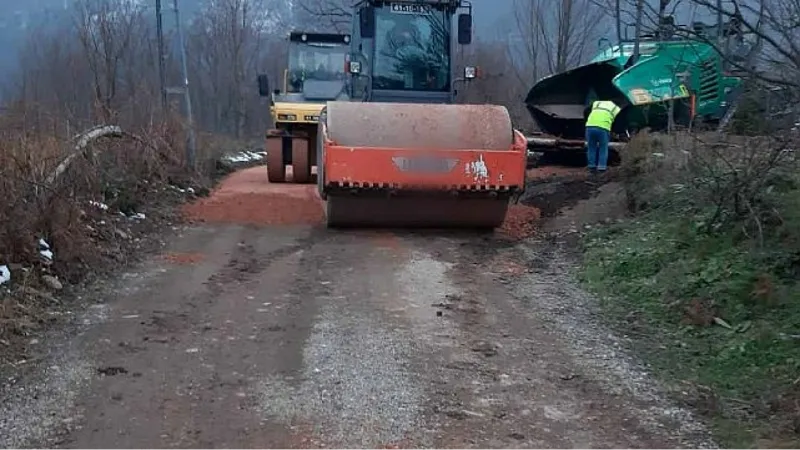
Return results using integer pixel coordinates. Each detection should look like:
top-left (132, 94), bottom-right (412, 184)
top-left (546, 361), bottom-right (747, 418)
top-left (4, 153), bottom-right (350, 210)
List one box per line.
top-left (8, 0), bottom-right (301, 142)
top-left (74, 0), bottom-right (146, 123)
top-left (456, 41), bottom-right (535, 129)
top-left (296, 0), bottom-right (355, 32)
top-left (13, 0), bottom-right (163, 130)
top-left (510, 0), bottom-right (607, 83)
top-left (187, 0), bottom-right (290, 137)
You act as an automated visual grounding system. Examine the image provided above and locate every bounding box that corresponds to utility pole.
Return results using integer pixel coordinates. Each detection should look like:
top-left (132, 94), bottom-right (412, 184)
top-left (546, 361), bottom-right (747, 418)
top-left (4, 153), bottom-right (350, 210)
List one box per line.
top-left (171, 0), bottom-right (197, 169)
top-left (155, 0), bottom-right (167, 110)
top-left (158, 0), bottom-right (197, 170)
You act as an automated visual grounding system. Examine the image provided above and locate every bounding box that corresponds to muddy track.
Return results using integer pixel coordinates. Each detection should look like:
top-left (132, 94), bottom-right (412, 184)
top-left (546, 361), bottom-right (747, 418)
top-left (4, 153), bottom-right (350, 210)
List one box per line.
top-left (0, 166), bottom-right (714, 449)
top-left (520, 173), bottom-right (613, 218)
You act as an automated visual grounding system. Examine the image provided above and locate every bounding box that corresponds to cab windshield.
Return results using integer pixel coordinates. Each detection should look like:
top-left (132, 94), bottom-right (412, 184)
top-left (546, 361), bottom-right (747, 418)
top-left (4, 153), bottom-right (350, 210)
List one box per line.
top-left (372, 5), bottom-right (451, 92)
top-left (287, 41), bottom-right (348, 100)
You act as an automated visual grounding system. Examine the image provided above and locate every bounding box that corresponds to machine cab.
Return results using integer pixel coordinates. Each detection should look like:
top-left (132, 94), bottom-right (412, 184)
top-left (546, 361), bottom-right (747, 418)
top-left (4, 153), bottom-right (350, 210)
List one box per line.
top-left (346, 0), bottom-right (474, 104)
top-left (259, 32), bottom-right (352, 104)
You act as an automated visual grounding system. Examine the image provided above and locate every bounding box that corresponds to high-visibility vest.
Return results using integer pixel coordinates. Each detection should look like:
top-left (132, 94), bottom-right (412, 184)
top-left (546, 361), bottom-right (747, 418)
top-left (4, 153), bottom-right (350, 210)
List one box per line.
top-left (586, 100), bottom-right (621, 131)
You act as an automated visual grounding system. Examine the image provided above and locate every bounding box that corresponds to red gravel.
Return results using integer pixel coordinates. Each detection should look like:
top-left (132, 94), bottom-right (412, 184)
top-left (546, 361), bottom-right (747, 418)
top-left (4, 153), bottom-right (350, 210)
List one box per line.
top-left (160, 252), bottom-right (205, 264)
top-left (182, 167), bottom-right (324, 226)
top-left (499, 204), bottom-right (540, 239)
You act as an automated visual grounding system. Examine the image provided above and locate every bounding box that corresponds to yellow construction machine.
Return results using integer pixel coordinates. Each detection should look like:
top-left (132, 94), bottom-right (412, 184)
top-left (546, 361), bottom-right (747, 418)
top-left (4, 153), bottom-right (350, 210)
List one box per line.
top-left (257, 1), bottom-right (528, 229)
top-left (257, 31), bottom-right (351, 183)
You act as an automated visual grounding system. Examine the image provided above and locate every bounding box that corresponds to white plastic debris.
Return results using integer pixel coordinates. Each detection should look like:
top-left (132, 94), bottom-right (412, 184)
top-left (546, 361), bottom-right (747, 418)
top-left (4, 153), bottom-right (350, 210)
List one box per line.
top-left (130, 213), bottom-right (146, 220)
top-left (0, 265), bottom-right (10, 285)
top-left (38, 239), bottom-right (54, 261)
top-left (89, 200), bottom-right (109, 211)
top-left (222, 150), bottom-right (266, 163)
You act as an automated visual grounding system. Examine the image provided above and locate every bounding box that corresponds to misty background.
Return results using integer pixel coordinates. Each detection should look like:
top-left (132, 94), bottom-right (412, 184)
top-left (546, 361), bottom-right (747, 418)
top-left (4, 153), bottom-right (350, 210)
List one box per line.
top-left (0, 0), bottom-right (752, 137)
top-left (0, 0), bottom-right (514, 80)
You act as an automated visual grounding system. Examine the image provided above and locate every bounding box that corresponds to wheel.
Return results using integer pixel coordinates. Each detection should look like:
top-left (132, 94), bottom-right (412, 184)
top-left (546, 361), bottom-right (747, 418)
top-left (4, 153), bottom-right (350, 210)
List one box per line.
top-left (266, 136), bottom-right (285, 182)
top-left (291, 138), bottom-right (311, 183)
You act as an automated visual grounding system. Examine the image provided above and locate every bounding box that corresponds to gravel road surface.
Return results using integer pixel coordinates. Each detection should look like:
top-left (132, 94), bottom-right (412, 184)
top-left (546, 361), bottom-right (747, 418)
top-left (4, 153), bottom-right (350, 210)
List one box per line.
top-left (0, 167), bottom-right (716, 448)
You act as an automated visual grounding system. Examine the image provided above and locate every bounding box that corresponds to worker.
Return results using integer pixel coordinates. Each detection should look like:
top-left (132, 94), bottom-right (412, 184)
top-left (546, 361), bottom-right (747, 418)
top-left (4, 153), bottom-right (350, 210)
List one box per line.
top-left (584, 99), bottom-right (621, 173)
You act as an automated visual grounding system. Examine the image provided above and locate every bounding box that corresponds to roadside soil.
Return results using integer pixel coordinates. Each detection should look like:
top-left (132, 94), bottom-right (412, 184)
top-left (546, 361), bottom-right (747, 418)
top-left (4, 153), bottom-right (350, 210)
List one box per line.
top-left (0, 165), bottom-right (715, 448)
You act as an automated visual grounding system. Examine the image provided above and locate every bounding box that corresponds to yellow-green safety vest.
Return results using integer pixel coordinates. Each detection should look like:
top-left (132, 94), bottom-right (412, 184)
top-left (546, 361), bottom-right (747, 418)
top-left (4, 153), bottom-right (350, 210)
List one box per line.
top-left (586, 100), bottom-right (621, 131)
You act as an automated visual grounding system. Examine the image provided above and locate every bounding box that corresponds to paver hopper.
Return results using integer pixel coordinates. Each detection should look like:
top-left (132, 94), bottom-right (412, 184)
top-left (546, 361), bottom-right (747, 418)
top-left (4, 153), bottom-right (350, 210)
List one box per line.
top-left (524, 14), bottom-right (754, 155)
top-left (314, 0), bottom-right (527, 229)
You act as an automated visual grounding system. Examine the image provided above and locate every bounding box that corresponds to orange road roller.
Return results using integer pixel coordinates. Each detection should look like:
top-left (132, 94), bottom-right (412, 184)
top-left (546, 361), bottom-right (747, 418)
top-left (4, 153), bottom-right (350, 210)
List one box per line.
top-left (316, 101), bottom-right (527, 228)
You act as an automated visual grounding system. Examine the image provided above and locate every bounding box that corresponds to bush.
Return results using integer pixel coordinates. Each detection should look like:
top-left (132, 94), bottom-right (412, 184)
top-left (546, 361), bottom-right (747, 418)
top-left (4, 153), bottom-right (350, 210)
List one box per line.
top-left (0, 102), bottom-right (218, 353)
top-left (582, 129), bottom-right (800, 446)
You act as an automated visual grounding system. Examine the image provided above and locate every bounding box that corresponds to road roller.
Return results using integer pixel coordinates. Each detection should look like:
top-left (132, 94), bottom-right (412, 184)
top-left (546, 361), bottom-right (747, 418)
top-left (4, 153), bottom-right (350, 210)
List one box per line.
top-left (257, 31), bottom-right (352, 183)
top-left (311, 0), bottom-right (528, 229)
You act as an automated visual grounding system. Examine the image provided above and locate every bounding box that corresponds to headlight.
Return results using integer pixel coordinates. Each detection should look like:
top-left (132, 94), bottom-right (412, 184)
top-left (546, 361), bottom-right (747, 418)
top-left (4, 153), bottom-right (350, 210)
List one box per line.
top-left (464, 66), bottom-right (477, 79)
top-left (277, 114), bottom-right (297, 121)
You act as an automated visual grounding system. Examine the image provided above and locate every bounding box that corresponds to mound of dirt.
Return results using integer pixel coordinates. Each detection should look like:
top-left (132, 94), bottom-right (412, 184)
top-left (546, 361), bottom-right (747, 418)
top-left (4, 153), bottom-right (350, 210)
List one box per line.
top-left (499, 204), bottom-right (541, 239)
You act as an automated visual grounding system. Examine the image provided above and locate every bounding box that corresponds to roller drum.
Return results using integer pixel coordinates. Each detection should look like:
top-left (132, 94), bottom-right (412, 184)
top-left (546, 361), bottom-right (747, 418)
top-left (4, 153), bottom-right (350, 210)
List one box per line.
top-left (320, 101), bottom-right (522, 230)
top-left (324, 101), bottom-right (515, 150)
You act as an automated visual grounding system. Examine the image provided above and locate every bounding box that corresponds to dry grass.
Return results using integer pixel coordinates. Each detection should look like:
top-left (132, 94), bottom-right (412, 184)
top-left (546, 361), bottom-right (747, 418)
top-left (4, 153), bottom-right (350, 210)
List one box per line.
top-left (0, 103), bottom-right (218, 356)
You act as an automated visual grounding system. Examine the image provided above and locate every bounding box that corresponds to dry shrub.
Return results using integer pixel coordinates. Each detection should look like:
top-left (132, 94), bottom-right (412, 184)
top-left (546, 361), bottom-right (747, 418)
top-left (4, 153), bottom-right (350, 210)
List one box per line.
top-left (0, 103), bottom-right (190, 283)
top-left (622, 129), bottom-right (799, 237)
top-left (620, 129), bottom-right (694, 212)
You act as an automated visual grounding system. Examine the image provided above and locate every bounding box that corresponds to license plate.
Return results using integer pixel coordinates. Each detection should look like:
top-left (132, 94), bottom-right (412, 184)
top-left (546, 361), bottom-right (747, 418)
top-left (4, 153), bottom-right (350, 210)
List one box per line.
top-left (392, 156), bottom-right (458, 173)
top-left (390, 3), bottom-right (432, 14)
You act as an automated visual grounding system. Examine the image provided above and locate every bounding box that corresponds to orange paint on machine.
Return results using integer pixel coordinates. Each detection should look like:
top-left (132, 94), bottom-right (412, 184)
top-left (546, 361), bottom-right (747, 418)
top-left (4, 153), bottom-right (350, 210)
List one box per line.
top-left (313, 101), bottom-right (528, 229)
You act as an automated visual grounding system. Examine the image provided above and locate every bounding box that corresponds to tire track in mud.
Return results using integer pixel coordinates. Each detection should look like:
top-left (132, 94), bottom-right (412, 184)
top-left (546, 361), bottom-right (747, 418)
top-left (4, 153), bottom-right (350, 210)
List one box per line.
top-left (253, 231), bottom-right (436, 448)
top-left (3, 166), bottom-right (715, 448)
top-left (52, 225), bottom-right (336, 448)
top-left (203, 227), bottom-right (328, 296)
top-left (417, 177), bottom-right (715, 448)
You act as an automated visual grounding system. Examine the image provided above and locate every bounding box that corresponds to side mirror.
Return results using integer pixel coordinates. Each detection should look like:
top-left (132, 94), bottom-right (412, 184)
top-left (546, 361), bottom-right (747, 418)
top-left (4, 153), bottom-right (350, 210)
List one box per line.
top-left (257, 74), bottom-right (270, 97)
top-left (359, 6), bottom-right (375, 38)
top-left (457, 13), bottom-right (472, 45)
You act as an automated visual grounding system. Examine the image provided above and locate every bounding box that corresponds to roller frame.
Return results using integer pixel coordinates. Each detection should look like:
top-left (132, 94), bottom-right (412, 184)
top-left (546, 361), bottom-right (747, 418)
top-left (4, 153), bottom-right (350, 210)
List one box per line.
top-left (315, 102), bottom-right (528, 229)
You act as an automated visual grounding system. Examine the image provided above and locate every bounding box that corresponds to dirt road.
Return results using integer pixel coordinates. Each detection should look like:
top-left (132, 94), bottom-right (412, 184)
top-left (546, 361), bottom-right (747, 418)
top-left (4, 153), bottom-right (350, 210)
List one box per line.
top-left (0, 167), bottom-right (715, 448)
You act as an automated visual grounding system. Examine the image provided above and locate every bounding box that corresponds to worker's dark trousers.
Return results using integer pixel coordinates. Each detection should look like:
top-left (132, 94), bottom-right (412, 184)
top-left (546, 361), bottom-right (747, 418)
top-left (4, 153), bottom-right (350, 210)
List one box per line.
top-left (585, 126), bottom-right (610, 171)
